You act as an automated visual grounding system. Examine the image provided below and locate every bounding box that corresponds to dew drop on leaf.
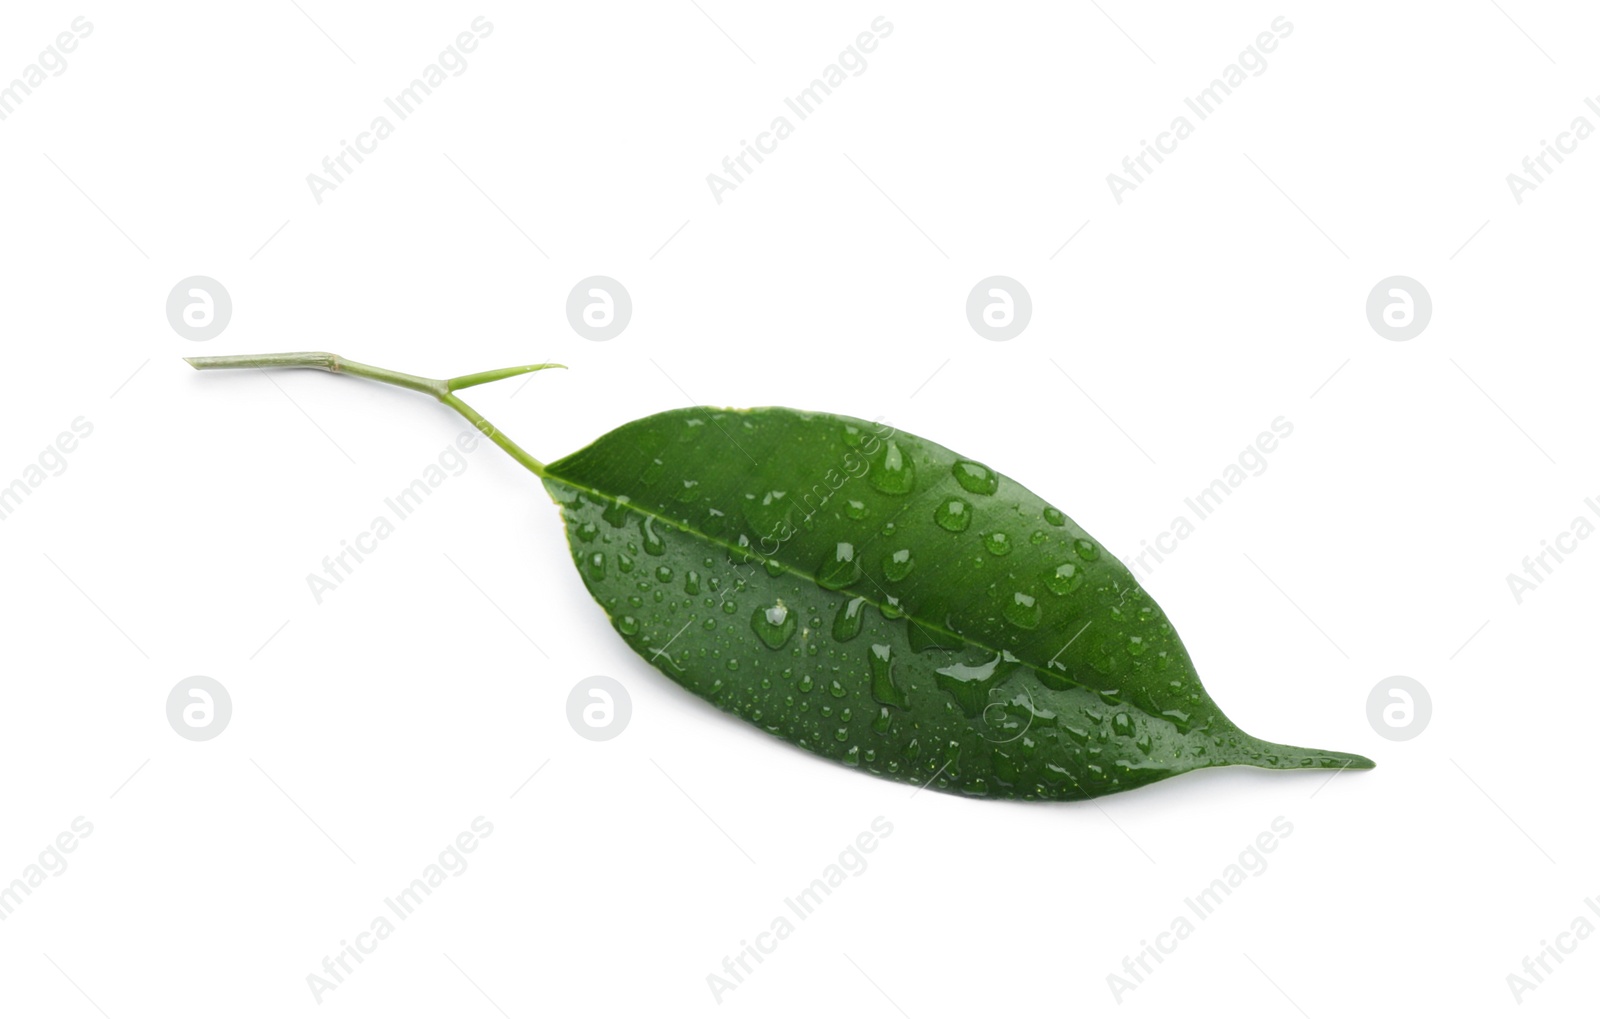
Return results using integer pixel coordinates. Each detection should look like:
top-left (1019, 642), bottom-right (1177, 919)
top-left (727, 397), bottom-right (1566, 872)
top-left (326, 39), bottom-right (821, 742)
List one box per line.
top-left (883, 548), bottom-right (915, 581)
top-left (1004, 590), bottom-right (1041, 629)
top-left (639, 516), bottom-right (665, 555)
top-left (869, 643), bottom-right (910, 709)
top-left (751, 601), bottom-right (797, 649)
top-left (817, 542), bottom-right (862, 589)
top-left (934, 498), bottom-right (972, 532)
top-left (833, 596), bottom-right (867, 641)
top-left (1045, 562), bottom-right (1082, 595)
top-left (870, 440), bottom-right (914, 494)
top-left (952, 459), bottom-right (998, 495)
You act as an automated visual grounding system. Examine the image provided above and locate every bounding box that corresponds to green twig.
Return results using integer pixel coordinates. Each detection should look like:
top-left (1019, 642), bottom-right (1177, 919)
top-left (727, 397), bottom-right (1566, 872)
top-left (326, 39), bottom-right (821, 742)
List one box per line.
top-left (184, 351), bottom-right (562, 477)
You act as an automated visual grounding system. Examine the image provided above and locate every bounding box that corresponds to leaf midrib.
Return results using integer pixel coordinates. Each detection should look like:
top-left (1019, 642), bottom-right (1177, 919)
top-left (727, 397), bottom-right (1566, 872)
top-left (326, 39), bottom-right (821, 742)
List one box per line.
top-left (544, 463), bottom-right (1116, 704)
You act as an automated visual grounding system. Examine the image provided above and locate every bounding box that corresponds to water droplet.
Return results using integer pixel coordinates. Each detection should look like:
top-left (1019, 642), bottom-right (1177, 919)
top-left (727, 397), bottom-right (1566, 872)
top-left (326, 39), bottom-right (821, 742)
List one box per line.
top-left (833, 596), bottom-right (867, 641)
top-left (983, 532), bottom-right (1012, 556)
top-left (1074, 538), bottom-right (1099, 561)
top-left (1004, 590), bottom-right (1041, 629)
top-left (655, 566), bottom-right (673, 584)
top-left (817, 542), bottom-right (862, 589)
top-left (684, 570), bottom-right (701, 595)
top-left (869, 643), bottom-right (910, 709)
top-left (952, 460), bottom-right (998, 495)
top-left (617, 553), bottom-right (635, 574)
top-left (1126, 635), bottom-right (1145, 657)
top-left (883, 548), bottom-right (915, 581)
top-left (1045, 562), bottom-right (1082, 595)
top-left (617, 615), bottom-right (640, 636)
top-left (1029, 530), bottom-right (1048, 545)
top-left (751, 601), bottom-right (797, 649)
top-left (640, 457), bottom-right (665, 484)
top-left (844, 499), bottom-right (867, 520)
top-left (797, 674), bottom-right (814, 693)
top-left (575, 522), bottom-right (600, 543)
top-left (834, 727), bottom-right (850, 742)
top-left (702, 507), bottom-right (727, 535)
top-left (675, 479), bottom-right (700, 504)
top-left (934, 654), bottom-right (1003, 717)
top-left (601, 496), bottom-right (632, 528)
top-left (721, 600), bottom-right (737, 615)
top-left (1112, 712), bottom-right (1135, 737)
top-left (880, 595), bottom-right (905, 620)
top-left (934, 498), bottom-right (971, 532)
top-left (1042, 506), bottom-right (1066, 526)
top-left (639, 516), bottom-right (665, 555)
top-left (585, 552), bottom-right (606, 580)
top-left (872, 706), bottom-right (893, 734)
top-left (870, 440), bottom-right (914, 494)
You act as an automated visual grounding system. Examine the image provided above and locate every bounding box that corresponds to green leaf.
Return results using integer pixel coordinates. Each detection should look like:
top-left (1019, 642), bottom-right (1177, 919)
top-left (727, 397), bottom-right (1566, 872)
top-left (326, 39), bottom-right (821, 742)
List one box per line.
top-left (544, 407), bottom-right (1373, 801)
top-left (184, 352), bottom-right (1372, 802)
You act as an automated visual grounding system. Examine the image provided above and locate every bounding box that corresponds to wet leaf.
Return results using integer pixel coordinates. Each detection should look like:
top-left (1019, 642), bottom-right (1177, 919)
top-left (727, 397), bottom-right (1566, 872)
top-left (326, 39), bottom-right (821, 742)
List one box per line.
top-left (545, 407), bottom-right (1373, 800)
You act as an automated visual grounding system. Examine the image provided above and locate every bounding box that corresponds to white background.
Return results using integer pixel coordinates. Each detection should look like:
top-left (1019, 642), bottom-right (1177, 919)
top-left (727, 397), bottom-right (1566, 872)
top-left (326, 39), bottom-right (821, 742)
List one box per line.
top-left (1, 2), bottom-right (1595, 1015)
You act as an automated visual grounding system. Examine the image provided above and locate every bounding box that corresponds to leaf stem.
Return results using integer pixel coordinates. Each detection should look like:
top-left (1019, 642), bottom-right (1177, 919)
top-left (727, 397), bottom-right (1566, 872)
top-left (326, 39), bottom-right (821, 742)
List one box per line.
top-left (184, 351), bottom-right (562, 478)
